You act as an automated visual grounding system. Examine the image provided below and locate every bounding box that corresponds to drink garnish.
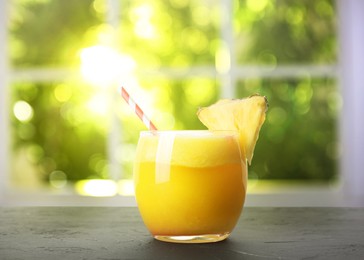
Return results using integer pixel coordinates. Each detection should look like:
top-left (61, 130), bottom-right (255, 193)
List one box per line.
top-left (197, 94), bottom-right (268, 164)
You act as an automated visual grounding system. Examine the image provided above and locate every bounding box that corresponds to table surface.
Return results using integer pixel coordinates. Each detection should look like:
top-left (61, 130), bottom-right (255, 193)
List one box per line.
top-left (1, 207), bottom-right (364, 260)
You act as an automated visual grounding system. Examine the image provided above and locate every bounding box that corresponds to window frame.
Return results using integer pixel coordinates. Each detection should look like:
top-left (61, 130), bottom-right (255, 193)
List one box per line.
top-left (1, 0), bottom-right (363, 207)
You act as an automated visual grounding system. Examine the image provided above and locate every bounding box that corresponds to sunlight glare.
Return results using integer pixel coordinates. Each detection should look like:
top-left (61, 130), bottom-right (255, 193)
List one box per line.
top-left (118, 180), bottom-right (135, 196)
top-left (215, 43), bottom-right (231, 74)
top-left (75, 179), bottom-right (118, 197)
top-left (86, 93), bottom-right (109, 116)
top-left (80, 45), bottom-right (136, 85)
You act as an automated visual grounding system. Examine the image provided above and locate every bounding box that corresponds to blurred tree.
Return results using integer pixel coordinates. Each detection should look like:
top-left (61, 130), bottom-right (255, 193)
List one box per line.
top-left (10, 0), bottom-right (106, 183)
top-left (233, 0), bottom-right (338, 180)
top-left (11, 0), bottom-right (101, 67)
top-left (235, 0), bottom-right (336, 64)
top-left (9, 0), bottom-right (338, 188)
top-left (237, 78), bottom-right (338, 180)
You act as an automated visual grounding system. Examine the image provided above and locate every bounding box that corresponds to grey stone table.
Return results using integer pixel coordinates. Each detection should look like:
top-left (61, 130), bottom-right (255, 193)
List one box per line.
top-left (0, 207), bottom-right (363, 260)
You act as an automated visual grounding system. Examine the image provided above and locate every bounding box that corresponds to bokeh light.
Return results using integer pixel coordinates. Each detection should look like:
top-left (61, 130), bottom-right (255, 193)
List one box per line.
top-left (267, 106), bottom-right (287, 126)
top-left (185, 80), bottom-right (215, 106)
top-left (132, 4), bottom-right (156, 39)
top-left (75, 179), bottom-right (118, 197)
top-left (13, 101), bottom-right (34, 122)
top-left (246, 0), bottom-right (269, 13)
top-left (9, 0), bottom-right (338, 194)
top-left (54, 84), bottom-right (72, 103)
top-left (49, 170), bottom-right (67, 189)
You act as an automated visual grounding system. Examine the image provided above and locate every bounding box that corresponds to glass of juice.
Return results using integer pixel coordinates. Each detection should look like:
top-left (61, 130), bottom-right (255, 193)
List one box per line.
top-left (134, 130), bottom-right (247, 243)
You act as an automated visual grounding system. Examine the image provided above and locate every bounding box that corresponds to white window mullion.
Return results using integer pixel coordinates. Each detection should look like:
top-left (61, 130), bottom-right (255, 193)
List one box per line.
top-left (219, 0), bottom-right (235, 98)
top-left (9, 64), bottom-right (338, 82)
top-left (0, 0), bottom-right (10, 204)
top-left (233, 65), bottom-right (338, 79)
top-left (106, 0), bottom-right (122, 182)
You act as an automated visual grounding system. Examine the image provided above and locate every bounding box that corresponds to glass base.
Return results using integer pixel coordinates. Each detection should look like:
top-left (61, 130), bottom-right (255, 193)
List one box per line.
top-left (154, 232), bottom-right (230, 243)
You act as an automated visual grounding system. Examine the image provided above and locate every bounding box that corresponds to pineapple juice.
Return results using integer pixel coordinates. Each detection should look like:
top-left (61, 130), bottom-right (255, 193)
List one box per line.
top-left (134, 130), bottom-right (247, 243)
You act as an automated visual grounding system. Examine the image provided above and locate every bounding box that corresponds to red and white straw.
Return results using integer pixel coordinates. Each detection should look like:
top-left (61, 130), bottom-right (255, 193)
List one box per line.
top-left (119, 86), bottom-right (157, 131)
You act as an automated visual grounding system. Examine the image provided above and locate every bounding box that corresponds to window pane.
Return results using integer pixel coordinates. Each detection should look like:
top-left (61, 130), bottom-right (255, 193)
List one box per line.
top-left (11, 81), bottom-right (108, 191)
top-left (236, 77), bottom-right (339, 181)
top-left (119, 0), bottom-right (219, 67)
top-left (6, 0), bottom-right (340, 198)
top-left (10, 77), bottom-right (218, 191)
top-left (9, 0), bottom-right (102, 68)
top-left (131, 77), bottom-right (220, 130)
top-left (235, 0), bottom-right (337, 64)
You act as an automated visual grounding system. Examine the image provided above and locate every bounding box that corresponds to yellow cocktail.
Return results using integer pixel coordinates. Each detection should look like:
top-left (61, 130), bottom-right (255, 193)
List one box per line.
top-left (134, 130), bottom-right (247, 243)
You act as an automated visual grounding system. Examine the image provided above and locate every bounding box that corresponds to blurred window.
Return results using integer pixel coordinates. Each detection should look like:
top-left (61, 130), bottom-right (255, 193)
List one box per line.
top-left (2, 0), bottom-right (338, 202)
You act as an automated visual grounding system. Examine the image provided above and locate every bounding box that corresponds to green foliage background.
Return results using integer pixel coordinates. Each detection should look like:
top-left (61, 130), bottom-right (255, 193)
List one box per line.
top-left (9, 0), bottom-right (338, 187)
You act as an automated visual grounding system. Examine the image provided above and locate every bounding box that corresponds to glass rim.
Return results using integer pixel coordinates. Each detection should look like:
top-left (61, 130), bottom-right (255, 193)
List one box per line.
top-left (139, 130), bottom-right (240, 137)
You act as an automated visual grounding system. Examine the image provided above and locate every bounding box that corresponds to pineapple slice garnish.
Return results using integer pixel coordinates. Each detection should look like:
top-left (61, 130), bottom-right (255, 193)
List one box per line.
top-left (197, 94), bottom-right (268, 165)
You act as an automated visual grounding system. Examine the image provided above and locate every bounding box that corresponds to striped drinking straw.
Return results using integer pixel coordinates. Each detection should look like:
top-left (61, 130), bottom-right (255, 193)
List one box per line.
top-left (119, 86), bottom-right (158, 131)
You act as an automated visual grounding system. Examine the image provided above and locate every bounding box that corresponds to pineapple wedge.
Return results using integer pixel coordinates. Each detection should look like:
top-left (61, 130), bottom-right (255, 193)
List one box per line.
top-left (197, 94), bottom-right (268, 165)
